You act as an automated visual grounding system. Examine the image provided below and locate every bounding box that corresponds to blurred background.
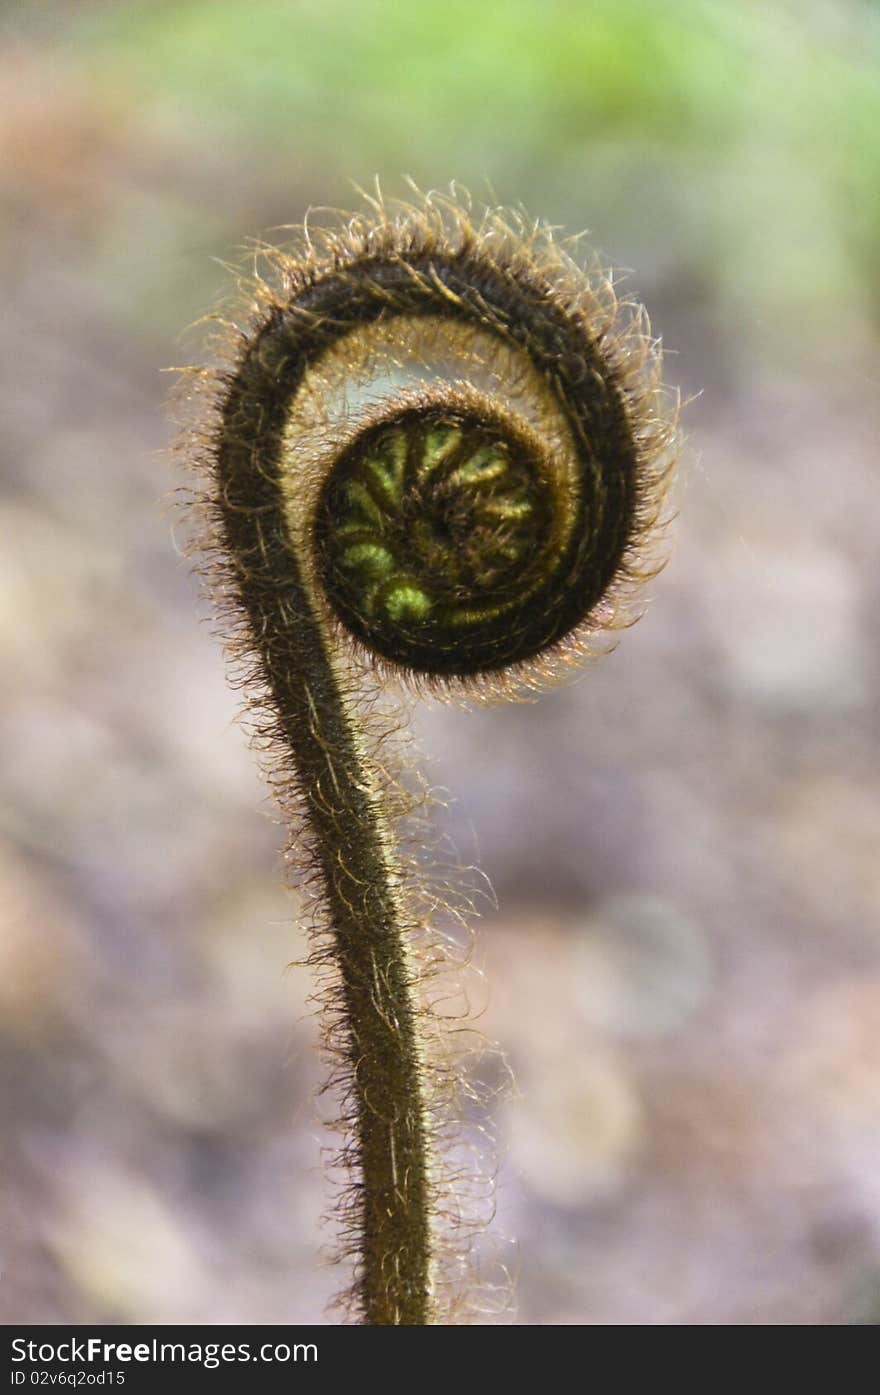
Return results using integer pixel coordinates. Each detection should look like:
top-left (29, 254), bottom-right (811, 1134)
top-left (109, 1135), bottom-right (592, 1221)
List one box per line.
top-left (2, 0), bottom-right (879, 1325)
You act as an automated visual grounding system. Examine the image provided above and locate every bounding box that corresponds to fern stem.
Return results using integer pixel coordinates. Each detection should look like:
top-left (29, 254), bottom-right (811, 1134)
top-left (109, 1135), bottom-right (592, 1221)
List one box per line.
top-left (284, 611), bottom-right (432, 1326)
top-left (217, 336), bottom-right (432, 1325)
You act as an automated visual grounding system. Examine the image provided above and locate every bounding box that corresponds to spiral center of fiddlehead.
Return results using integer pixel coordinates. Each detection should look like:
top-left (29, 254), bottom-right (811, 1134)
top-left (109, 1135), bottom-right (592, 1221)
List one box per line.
top-left (317, 404), bottom-right (565, 673)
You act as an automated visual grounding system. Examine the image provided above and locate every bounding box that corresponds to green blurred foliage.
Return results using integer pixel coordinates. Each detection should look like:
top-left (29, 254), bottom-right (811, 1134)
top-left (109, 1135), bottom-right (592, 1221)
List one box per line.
top-left (79, 0), bottom-right (750, 156)
top-left (12, 0), bottom-right (880, 357)
top-left (59, 0), bottom-right (880, 347)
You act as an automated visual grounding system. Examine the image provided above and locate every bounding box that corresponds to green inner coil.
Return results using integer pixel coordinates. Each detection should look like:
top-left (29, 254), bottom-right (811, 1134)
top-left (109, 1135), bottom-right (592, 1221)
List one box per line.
top-left (315, 405), bottom-right (562, 674)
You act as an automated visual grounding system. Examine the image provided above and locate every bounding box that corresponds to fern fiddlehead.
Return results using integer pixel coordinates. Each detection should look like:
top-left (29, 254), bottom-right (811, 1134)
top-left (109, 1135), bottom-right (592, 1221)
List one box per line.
top-left (180, 191), bottom-right (677, 1325)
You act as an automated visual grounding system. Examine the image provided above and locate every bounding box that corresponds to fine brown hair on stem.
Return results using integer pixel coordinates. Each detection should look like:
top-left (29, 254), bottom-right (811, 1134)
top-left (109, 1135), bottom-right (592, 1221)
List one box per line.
top-left (173, 186), bottom-right (679, 1325)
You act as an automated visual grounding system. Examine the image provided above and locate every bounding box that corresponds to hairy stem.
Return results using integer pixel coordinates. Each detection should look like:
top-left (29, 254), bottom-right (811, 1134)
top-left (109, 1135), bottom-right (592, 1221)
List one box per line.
top-left (217, 330), bottom-right (432, 1325)
top-left (283, 608), bottom-right (431, 1325)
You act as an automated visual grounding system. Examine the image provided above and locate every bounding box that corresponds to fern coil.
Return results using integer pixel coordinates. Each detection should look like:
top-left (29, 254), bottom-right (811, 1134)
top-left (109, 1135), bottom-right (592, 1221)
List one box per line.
top-left (186, 193), bottom-right (677, 1325)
